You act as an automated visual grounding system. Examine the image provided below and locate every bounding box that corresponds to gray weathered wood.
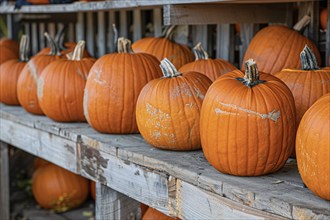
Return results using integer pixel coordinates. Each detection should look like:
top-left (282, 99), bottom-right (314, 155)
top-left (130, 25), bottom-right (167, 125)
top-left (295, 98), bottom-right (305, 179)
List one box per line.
top-left (39, 22), bottom-right (46, 49)
top-left (216, 24), bottom-right (232, 61)
top-left (120, 10), bottom-right (128, 38)
top-left (68, 23), bottom-right (75, 43)
top-left (0, 142), bottom-right (10, 220)
top-left (97, 11), bottom-right (106, 57)
top-left (164, 4), bottom-right (289, 25)
top-left (87, 12), bottom-right (95, 57)
top-left (47, 22), bottom-right (56, 39)
top-left (191, 25), bottom-right (208, 52)
top-left (133, 9), bottom-right (142, 42)
top-left (31, 22), bottom-right (38, 54)
top-left (76, 12), bottom-right (85, 41)
top-left (6, 14), bottom-right (14, 39)
top-left (153, 8), bottom-right (162, 37)
top-left (239, 24), bottom-right (258, 67)
top-left (96, 182), bottom-right (141, 220)
top-left (108, 11), bottom-right (116, 53)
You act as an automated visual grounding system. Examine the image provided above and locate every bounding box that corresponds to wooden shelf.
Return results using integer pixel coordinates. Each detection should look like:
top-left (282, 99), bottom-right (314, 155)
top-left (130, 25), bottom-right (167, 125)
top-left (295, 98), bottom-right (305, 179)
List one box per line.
top-left (0, 0), bottom-right (313, 14)
top-left (0, 103), bottom-right (329, 219)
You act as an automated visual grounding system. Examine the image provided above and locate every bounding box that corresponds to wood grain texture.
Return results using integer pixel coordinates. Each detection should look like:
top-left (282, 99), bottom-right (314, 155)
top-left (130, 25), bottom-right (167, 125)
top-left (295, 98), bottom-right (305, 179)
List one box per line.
top-left (0, 142), bottom-right (10, 220)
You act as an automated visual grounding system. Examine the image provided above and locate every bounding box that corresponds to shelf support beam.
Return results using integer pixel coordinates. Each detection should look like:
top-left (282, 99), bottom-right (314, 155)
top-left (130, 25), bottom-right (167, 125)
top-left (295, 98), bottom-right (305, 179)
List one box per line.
top-left (0, 142), bottom-right (10, 220)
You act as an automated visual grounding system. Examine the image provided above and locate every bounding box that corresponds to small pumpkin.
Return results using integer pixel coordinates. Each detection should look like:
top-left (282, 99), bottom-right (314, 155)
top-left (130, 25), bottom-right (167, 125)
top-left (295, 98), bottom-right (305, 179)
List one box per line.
top-left (179, 43), bottom-right (237, 81)
top-left (32, 164), bottom-right (89, 212)
top-left (17, 33), bottom-right (62, 115)
top-left (320, 8), bottom-right (328, 30)
top-left (296, 93), bottom-right (330, 201)
top-left (0, 38), bottom-right (19, 54)
top-left (84, 37), bottom-right (163, 134)
top-left (132, 26), bottom-right (194, 69)
top-left (0, 35), bottom-right (29, 105)
top-left (142, 207), bottom-right (178, 220)
top-left (136, 58), bottom-right (211, 150)
top-left (38, 41), bottom-right (95, 122)
top-left (243, 25), bottom-right (321, 74)
top-left (200, 59), bottom-right (296, 176)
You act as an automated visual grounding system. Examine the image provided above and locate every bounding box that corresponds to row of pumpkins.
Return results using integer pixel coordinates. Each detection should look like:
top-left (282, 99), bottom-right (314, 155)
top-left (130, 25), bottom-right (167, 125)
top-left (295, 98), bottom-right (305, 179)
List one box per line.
top-left (33, 158), bottom-right (175, 219)
top-left (0, 24), bottom-right (329, 202)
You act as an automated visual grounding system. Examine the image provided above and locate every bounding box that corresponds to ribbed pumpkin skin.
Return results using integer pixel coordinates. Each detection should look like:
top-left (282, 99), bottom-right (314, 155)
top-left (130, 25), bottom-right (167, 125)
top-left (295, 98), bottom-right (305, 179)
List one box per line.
top-left (17, 55), bottom-right (61, 115)
top-left (38, 58), bottom-right (95, 122)
top-left (179, 59), bottom-right (237, 81)
top-left (200, 70), bottom-right (296, 176)
top-left (0, 60), bottom-right (26, 105)
top-left (296, 94), bottom-right (330, 201)
top-left (142, 208), bottom-right (178, 220)
top-left (32, 164), bottom-right (89, 212)
top-left (0, 46), bottom-right (18, 65)
top-left (275, 68), bottom-right (330, 130)
top-left (0, 38), bottom-right (19, 54)
top-left (84, 53), bottom-right (162, 134)
top-left (132, 37), bottom-right (194, 69)
top-left (243, 26), bottom-right (321, 74)
top-left (136, 72), bottom-right (211, 150)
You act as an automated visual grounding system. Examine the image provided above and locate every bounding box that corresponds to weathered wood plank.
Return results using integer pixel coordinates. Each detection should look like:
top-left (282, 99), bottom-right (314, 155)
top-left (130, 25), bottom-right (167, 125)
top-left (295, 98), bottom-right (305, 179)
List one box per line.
top-left (86, 12), bottom-right (95, 57)
top-left (191, 25), bottom-right (208, 52)
top-left (153, 8), bottom-right (162, 37)
top-left (120, 10), bottom-right (128, 38)
top-left (133, 9), bottom-right (142, 42)
top-left (97, 11), bottom-right (106, 57)
top-left (76, 12), bottom-right (85, 41)
top-left (239, 24), bottom-right (259, 67)
top-left (96, 182), bottom-right (141, 220)
top-left (31, 22), bottom-right (39, 54)
top-left (0, 142), bottom-right (10, 220)
top-left (39, 22), bottom-right (46, 49)
top-left (163, 4), bottom-right (289, 25)
top-left (107, 11), bottom-right (116, 53)
top-left (0, 118), bottom-right (78, 173)
top-left (216, 24), bottom-right (232, 61)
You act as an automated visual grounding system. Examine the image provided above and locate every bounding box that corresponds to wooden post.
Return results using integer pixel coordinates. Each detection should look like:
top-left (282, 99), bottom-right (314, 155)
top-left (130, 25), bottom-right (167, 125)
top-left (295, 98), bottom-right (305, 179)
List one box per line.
top-left (39, 23), bottom-right (46, 50)
top-left (191, 25), bottom-right (208, 51)
top-left (133, 9), bottom-right (142, 42)
top-left (76, 12), bottom-right (85, 41)
top-left (31, 22), bottom-right (38, 55)
top-left (239, 24), bottom-right (258, 67)
top-left (120, 10), bottom-right (128, 38)
top-left (108, 11), bottom-right (116, 53)
top-left (87, 12), bottom-right (95, 57)
top-left (97, 11), bottom-right (106, 57)
top-left (95, 182), bottom-right (141, 220)
top-left (216, 24), bottom-right (233, 61)
top-left (0, 142), bottom-right (10, 220)
top-left (153, 8), bottom-right (162, 37)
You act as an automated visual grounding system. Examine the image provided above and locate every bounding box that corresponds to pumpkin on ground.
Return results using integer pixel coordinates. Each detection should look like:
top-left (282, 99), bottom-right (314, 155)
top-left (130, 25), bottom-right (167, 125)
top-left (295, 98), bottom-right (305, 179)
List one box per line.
top-left (84, 37), bottom-right (163, 134)
top-left (200, 59), bottom-right (296, 176)
top-left (142, 207), bottom-right (178, 220)
top-left (0, 35), bottom-right (29, 105)
top-left (32, 164), bottom-right (89, 212)
top-left (275, 45), bottom-right (330, 138)
top-left (132, 26), bottom-right (194, 69)
top-left (136, 58), bottom-right (211, 150)
top-left (243, 25), bottom-right (321, 74)
top-left (296, 93), bottom-right (330, 201)
top-left (179, 43), bottom-right (237, 81)
top-left (38, 41), bottom-right (95, 122)
top-left (17, 33), bottom-right (62, 115)
top-left (0, 38), bottom-right (19, 54)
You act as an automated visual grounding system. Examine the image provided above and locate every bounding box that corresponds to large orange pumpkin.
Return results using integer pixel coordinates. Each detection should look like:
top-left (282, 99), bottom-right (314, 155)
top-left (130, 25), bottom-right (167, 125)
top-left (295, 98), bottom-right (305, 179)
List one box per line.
top-left (132, 26), bottom-right (194, 69)
top-left (179, 43), bottom-right (237, 81)
top-left (136, 58), bottom-right (212, 150)
top-left (34, 158), bottom-right (51, 170)
top-left (84, 37), bottom-right (163, 134)
top-left (0, 38), bottom-right (19, 54)
top-left (90, 181), bottom-right (96, 200)
top-left (275, 45), bottom-right (330, 133)
top-left (17, 33), bottom-right (62, 115)
top-left (32, 164), bottom-right (89, 212)
top-left (38, 41), bottom-right (95, 122)
top-left (200, 59), bottom-right (296, 176)
top-left (243, 25), bottom-right (321, 74)
top-left (142, 207), bottom-right (178, 220)
top-left (296, 93), bottom-right (330, 201)
top-left (0, 35), bottom-right (29, 105)
top-left (320, 8), bottom-right (328, 30)
top-left (0, 45), bottom-right (18, 65)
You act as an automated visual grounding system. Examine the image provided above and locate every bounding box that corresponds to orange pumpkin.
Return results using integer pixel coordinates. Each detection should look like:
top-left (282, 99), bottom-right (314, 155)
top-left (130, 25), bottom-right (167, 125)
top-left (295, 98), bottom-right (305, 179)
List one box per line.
top-left (136, 58), bottom-right (211, 150)
top-left (275, 45), bottom-right (330, 134)
top-left (0, 45), bottom-right (18, 65)
top-left (141, 204), bottom-right (149, 218)
top-left (0, 38), bottom-right (19, 54)
top-left (32, 164), bottom-right (89, 212)
top-left (243, 25), bottom-right (321, 74)
top-left (17, 33), bottom-right (62, 115)
top-left (84, 37), bottom-right (163, 134)
top-left (38, 41), bottom-right (95, 122)
top-left (132, 26), bottom-right (194, 69)
top-left (142, 207), bottom-right (178, 220)
top-left (320, 8), bottom-right (328, 30)
top-left (296, 93), bottom-right (330, 201)
top-left (179, 43), bottom-right (237, 81)
top-left (0, 35), bottom-right (29, 105)
top-left (200, 59), bottom-right (296, 176)
top-left (26, 0), bottom-right (49, 4)
top-left (34, 158), bottom-right (51, 170)
top-left (90, 181), bottom-right (96, 200)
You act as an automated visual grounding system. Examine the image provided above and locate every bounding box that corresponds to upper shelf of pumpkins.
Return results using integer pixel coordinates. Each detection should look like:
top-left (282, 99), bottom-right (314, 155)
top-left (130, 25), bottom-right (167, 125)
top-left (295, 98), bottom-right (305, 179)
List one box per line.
top-left (0, 0), bottom-right (315, 14)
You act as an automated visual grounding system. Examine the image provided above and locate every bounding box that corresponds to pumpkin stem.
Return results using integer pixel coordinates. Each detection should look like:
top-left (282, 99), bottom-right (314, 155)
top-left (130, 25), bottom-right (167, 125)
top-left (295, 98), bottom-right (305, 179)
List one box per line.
top-left (55, 25), bottom-right (68, 51)
top-left (162, 25), bottom-right (176, 40)
top-left (117, 37), bottom-right (134, 54)
top-left (236, 59), bottom-right (266, 88)
top-left (300, 45), bottom-right (320, 70)
top-left (68, 41), bottom-right (85, 61)
top-left (19, 35), bottom-right (29, 62)
top-left (192, 42), bottom-right (209, 60)
top-left (112, 24), bottom-right (119, 52)
top-left (160, 58), bottom-right (182, 78)
top-left (44, 32), bottom-right (60, 56)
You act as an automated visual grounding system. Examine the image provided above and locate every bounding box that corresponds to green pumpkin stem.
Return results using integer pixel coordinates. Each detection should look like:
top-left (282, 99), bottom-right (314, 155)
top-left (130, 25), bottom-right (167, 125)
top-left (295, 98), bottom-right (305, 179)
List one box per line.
top-left (117, 37), bottom-right (134, 53)
top-left (68, 41), bottom-right (85, 61)
top-left (193, 42), bottom-right (209, 60)
top-left (300, 45), bottom-right (320, 70)
top-left (44, 32), bottom-right (60, 56)
top-left (236, 59), bottom-right (266, 88)
top-left (160, 58), bottom-right (182, 78)
top-left (19, 35), bottom-right (29, 62)
top-left (163, 25), bottom-right (176, 40)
